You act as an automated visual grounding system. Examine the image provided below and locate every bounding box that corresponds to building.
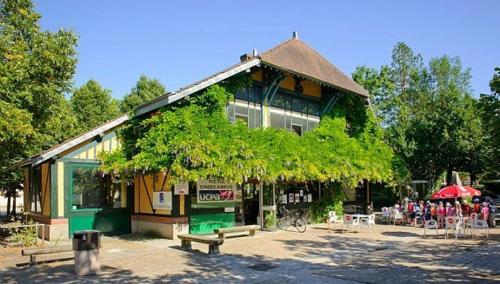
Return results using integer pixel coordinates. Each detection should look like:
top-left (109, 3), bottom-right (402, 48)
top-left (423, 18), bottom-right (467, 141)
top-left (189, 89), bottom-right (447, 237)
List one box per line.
top-left (18, 34), bottom-right (373, 240)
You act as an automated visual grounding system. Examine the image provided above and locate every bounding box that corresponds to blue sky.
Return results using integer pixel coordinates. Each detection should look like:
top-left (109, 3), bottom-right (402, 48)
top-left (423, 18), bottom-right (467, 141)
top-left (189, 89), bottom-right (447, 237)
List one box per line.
top-left (35, 1), bottom-right (499, 99)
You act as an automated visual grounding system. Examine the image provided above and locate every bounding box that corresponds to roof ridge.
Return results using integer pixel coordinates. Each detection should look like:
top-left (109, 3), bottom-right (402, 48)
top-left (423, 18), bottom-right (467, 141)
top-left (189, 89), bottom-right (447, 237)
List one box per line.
top-left (297, 40), bottom-right (368, 92)
top-left (259, 37), bottom-right (297, 58)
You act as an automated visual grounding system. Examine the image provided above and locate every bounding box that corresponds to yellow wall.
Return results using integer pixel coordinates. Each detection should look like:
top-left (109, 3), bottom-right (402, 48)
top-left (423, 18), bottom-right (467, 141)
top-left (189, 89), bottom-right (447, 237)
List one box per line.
top-left (40, 162), bottom-right (51, 216)
top-left (251, 69), bottom-right (263, 81)
top-left (134, 174), bottom-right (172, 215)
top-left (279, 75), bottom-right (321, 98)
top-left (302, 79), bottom-right (321, 98)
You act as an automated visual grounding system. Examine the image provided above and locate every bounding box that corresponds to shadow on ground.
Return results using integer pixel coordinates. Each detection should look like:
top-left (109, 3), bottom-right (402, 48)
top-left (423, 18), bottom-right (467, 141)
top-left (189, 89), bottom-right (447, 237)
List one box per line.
top-left (1, 228), bottom-right (499, 283)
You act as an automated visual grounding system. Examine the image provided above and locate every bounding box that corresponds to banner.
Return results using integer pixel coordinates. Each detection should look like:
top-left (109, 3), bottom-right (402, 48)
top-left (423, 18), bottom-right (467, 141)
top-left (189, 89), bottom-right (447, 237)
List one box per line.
top-left (197, 179), bottom-right (236, 203)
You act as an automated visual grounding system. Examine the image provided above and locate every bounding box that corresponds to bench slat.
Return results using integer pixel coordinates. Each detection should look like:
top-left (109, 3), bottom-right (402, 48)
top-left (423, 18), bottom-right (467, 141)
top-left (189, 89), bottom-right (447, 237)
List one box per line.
top-left (214, 225), bottom-right (259, 234)
top-left (178, 234), bottom-right (224, 245)
top-left (22, 246), bottom-right (73, 256)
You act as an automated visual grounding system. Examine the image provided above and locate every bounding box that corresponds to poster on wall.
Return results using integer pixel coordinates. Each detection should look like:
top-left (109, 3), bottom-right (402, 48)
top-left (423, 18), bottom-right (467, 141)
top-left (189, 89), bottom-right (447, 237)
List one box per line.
top-left (174, 182), bottom-right (189, 195)
top-left (197, 179), bottom-right (236, 203)
top-left (295, 193), bottom-right (300, 203)
top-left (299, 190), bottom-right (304, 197)
top-left (153, 191), bottom-right (172, 210)
top-left (288, 193), bottom-right (294, 203)
top-left (282, 194), bottom-right (288, 204)
top-left (308, 193), bottom-right (313, 203)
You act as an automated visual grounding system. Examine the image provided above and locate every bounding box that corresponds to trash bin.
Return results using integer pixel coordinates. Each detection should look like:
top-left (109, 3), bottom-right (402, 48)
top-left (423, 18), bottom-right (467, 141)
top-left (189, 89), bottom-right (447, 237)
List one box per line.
top-left (73, 230), bottom-right (101, 276)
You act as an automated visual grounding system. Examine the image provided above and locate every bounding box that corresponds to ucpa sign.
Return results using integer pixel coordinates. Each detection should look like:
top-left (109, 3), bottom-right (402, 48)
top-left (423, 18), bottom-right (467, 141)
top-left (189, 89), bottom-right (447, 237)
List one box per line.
top-left (197, 179), bottom-right (236, 203)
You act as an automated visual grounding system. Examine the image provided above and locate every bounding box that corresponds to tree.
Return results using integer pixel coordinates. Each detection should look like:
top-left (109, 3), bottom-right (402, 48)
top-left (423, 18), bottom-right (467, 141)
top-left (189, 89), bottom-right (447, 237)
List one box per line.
top-left (71, 80), bottom-right (121, 131)
top-left (353, 43), bottom-right (483, 189)
top-left (120, 75), bottom-right (166, 113)
top-left (0, 0), bottom-right (79, 215)
top-left (478, 67), bottom-right (500, 180)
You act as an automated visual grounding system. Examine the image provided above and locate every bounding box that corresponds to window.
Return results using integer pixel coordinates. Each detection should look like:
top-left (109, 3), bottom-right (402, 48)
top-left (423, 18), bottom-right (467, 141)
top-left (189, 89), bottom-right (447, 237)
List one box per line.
top-left (292, 124), bottom-right (303, 136)
top-left (29, 167), bottom-right (42, 213)
top-left (71, 165), bottom-right (123, 210)
top-left (227, 101), bottom-right (261, 128)
top-left (235, 114), bottom-right (248, 126)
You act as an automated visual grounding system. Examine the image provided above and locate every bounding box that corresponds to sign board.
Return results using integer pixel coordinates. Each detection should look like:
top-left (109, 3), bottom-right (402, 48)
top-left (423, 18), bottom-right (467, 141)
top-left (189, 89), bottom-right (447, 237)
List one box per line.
top-left (174, 182), bottom-right (189, 195)
top-left (224, 207), bottom-right (235, 213)
top-left (197, 179), bottom-right (236, 203)
top-left (153, 191), bottom-right (172, 210)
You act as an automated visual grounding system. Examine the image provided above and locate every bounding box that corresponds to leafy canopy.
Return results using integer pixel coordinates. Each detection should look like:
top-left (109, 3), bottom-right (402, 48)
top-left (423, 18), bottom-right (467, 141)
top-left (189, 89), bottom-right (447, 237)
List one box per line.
top-left (120, 75), bottom-right (166, 113)
top-left (101, 84), bottom-right (395, 188)
top-left (353, 42), bottom-right (484, 186)
top-left (71, 80), bottom-right (121, 131)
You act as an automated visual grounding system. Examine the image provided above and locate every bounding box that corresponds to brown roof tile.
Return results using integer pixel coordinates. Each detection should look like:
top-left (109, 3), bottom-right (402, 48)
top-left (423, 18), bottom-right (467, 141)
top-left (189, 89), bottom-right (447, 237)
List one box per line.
top-left (259, 38), bottom-right (369, 97)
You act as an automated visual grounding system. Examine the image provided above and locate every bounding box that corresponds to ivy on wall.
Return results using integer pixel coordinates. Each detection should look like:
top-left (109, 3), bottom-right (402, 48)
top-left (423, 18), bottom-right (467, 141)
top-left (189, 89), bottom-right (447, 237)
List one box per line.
top-left (100, 82), bottom-right (397, 188)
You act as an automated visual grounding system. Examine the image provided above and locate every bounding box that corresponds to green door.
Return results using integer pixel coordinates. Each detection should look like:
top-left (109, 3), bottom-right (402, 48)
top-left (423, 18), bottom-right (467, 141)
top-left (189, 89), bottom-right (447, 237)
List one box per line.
top-left (66, 162), bottom-right (131, 236)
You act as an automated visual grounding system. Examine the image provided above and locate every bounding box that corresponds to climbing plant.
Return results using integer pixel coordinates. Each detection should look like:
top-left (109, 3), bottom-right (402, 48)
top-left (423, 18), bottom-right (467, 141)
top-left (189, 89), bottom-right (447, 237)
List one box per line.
top-left (100, 82), bottom-right (397, 188)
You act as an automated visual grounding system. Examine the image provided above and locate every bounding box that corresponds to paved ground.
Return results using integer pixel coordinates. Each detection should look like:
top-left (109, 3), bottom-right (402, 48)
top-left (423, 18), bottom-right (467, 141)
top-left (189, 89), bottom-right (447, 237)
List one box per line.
top-left (1, 224), bottom-right (499, 283)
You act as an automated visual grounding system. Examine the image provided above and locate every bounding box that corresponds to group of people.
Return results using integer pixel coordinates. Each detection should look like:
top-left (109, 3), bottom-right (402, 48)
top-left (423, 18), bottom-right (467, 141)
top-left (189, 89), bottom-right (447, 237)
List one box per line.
top-left (394, 197), bottom-right (497, 228)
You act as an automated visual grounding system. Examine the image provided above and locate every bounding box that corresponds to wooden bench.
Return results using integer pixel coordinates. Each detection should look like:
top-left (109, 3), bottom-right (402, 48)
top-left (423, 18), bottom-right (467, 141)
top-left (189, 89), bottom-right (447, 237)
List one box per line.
top-left (177, 234), bottom-right (224, 255)
top-left (214, 225), bottom-right (259, 239)
top-left (22, 245), bottom-right (73, 265)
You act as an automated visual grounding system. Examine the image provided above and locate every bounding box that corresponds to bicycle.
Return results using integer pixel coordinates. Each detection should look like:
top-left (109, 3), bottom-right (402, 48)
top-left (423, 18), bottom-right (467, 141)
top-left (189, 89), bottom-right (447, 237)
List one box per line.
top-left (277, 206), bottom-right (307, 233)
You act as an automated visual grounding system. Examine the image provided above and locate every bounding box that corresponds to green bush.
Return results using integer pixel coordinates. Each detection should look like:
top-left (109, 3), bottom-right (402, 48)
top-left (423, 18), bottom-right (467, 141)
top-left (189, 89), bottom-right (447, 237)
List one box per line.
top-left (11, 222), bottom-right (37, 247)
top-left (264, 210), bottom-right (276, 229)
top-left (308, 183), bottom-right (344, 223)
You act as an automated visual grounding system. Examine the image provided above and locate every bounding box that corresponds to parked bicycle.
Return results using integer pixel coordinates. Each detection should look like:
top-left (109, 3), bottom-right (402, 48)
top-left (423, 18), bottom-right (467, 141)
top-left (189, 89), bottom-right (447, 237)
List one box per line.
top-left (277, 205), bottom-right (307, 233)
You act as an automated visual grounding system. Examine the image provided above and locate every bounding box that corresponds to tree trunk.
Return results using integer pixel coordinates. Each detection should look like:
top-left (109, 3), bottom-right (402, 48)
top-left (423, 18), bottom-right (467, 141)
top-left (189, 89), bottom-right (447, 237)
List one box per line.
top-left (446, 168), bottom-right (453, 186)
top-left (11, 190), bottom-right (17, 216)
top-left (470, 171), bottom-right (477, 186)
top-left (6, 193), bottom-right (11, 217)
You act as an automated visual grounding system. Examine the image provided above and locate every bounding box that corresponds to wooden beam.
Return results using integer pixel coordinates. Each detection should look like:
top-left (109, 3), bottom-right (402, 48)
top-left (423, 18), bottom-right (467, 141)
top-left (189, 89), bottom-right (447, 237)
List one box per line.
top-left (322, 92), bottom-right (343, 115)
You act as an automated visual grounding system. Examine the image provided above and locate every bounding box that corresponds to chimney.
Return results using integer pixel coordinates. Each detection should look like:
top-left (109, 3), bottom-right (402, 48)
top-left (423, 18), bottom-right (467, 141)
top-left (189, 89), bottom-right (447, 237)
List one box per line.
top-left (240, 49), bottom-right (258, 62)
top-left (292, 31), bottom-right (299, 39)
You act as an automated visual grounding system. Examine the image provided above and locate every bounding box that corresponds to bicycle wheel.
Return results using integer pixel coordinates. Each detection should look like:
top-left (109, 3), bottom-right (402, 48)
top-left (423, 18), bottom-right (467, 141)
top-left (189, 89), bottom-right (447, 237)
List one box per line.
top-left (294, 217), bottom-right (307, 233)
top-left (277, 216), bottom-right (289, 230)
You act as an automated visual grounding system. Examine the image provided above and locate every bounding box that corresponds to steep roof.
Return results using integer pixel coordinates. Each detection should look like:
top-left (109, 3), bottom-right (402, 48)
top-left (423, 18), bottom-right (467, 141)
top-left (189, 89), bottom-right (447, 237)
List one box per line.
top-left (259, 38), bottom-right (369, 97)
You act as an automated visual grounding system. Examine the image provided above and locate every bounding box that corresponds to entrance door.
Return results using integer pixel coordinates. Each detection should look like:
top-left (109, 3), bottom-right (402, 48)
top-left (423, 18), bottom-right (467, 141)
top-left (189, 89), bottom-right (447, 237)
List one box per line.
top-left (242, 183), bottom-right (259, 225)
top-left (66, 162), bottom-right (131, 236)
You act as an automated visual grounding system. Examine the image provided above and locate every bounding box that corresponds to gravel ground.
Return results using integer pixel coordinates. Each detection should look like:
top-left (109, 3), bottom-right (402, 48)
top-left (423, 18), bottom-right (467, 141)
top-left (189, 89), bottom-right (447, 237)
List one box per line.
top-left (1, 224), bottom-right (499, 283)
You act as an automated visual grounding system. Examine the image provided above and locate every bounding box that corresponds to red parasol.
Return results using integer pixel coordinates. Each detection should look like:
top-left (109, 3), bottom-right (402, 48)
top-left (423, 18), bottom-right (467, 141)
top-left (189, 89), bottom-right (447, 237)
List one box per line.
top-left (431, 185), bottom-right (481, 199)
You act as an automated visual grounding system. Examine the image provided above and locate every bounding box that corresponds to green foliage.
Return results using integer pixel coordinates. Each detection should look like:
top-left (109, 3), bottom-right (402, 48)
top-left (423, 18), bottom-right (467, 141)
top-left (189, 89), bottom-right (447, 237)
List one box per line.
top-left (308, 184), bottom-right (344, 223)
top-left (101, 83), bottom-right (395, 189)
top-left (353, 42), bottom-right (484, 187)
top-left (264, 210), bottom-right (276, 229)
top-left (0, 0), bottom-right (78, 207)
top-left (478, 67), bottom-right (500, 180)
top-left (11, 221), bottom-right (37, 247)
top-left (120, 75), bottom-right (166, 113)
top-left (71, 80), bottom-right (121, 131)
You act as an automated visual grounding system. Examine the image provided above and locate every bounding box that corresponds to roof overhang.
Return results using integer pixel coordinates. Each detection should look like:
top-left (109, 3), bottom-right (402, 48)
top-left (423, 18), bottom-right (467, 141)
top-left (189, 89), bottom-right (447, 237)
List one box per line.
top-left (15, 114), bottom-right (129, 168)
top-left (134, 58), bottom-right (261, 117)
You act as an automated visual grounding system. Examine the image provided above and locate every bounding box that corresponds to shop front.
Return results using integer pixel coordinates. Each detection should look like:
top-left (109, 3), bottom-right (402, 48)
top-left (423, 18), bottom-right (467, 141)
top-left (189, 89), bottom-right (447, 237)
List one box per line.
top-left (65, 162), bottom-right (131, 236)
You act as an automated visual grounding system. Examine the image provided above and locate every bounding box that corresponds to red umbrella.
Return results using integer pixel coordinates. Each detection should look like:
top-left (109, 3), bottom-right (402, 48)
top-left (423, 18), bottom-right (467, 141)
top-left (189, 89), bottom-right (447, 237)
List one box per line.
top-left (431, 185), bottom-right (481, 199)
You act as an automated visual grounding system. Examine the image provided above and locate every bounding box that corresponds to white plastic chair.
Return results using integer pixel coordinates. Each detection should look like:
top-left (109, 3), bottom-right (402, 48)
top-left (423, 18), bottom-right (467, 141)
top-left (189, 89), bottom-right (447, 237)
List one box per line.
top-left (455, 217), bottom-right (467, 239)
top-left (392, 211), bottom-right (404, 226)
top-left (470, 219), bottom-right (489, 239)
top-left (424, 219), bottom-right (439, 238)
top-left (327, 211), bottom-right (342, 231)
top-left (343, 214), bottom-right (359, 233)
top-left (360, 214), bottom-right (376, 232)
top-left (381, 207), bottom-right (390, 224)
top-left (444, 216), bottom-right (456, 239)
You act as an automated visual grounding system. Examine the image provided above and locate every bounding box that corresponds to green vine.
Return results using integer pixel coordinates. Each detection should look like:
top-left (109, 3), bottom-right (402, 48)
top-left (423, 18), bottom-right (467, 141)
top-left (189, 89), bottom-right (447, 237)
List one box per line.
top-left (100, 81), bottom-right (397, 188)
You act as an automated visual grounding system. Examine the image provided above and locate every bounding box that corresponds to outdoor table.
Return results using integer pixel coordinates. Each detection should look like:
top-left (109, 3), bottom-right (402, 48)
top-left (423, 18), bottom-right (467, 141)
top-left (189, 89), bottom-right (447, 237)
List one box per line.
top-left (352, 214), bottom-right (370, 221)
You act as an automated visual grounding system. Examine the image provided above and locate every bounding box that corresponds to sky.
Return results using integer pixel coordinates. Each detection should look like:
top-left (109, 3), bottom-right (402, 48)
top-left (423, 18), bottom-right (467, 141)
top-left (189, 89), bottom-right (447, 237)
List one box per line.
top-left (34, 1), bottom-right (499, 99)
